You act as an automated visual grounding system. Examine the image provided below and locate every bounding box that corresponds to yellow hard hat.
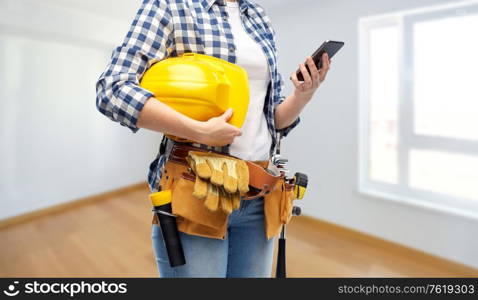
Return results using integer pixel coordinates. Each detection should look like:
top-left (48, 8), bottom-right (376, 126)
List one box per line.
top-left (140, 53), bottom-right (249, 142)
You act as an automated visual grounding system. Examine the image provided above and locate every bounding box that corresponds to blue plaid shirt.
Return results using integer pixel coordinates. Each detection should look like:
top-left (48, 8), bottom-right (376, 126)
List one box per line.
top-left (96, 0), bottom-right (300, 191)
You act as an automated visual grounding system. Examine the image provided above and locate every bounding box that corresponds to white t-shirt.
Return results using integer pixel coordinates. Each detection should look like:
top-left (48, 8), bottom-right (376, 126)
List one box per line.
top-left (226, 1), bottom-right (272, 161)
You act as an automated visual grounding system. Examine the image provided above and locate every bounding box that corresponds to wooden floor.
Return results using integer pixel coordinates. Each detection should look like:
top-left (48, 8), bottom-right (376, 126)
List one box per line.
top-left (0, 184), bottom-right (476, 278)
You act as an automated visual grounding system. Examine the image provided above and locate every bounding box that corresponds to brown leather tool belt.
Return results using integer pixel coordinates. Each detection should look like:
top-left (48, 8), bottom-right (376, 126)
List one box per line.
top-left (167, 143), bottom-right (282, 200)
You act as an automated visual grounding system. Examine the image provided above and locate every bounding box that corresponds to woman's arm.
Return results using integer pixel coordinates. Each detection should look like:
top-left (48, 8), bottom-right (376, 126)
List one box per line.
top-left (96, 0), bottom-right (240, 146)
top-left (275, 53), bottom-right (331, 130)
top-left (137, 98), bottom-right (241, 146)
top-left (95, 0), bottom-right (173, 132)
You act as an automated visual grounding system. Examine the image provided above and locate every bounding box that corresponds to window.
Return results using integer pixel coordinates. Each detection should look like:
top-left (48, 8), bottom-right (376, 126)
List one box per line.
top-left (359, 1), bottom-right (478, 219)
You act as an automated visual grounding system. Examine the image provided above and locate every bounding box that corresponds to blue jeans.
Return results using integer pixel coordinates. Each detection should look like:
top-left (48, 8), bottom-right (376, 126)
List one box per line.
top-left (151, 197), bottom-right (276, 278)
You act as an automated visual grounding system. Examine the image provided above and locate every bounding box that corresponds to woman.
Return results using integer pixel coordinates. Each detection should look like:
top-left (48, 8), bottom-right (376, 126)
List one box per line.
top-left (96, 0), bottom-right (330, 278)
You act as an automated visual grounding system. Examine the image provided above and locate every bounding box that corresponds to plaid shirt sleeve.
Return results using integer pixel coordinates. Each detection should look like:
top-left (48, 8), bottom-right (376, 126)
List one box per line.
top-left (95, 0), bottom-right (174, 133)
top-left (257, 6), bottom-right (300, 138)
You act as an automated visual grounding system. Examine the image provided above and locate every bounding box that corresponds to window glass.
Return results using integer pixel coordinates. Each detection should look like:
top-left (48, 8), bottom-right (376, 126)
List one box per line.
top-left (410, 150), bottom-right (478, 200)
top-left (413, 13), bottom-right (478, 141)
top-left (368, 26), bottom-right (399, 184)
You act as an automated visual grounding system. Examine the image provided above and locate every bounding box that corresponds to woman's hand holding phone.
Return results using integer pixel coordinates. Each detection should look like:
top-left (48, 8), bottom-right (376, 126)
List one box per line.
top-left (275, 41), bottom-right (342, 129)
top-left (289, 52), bottom-right (331, 103)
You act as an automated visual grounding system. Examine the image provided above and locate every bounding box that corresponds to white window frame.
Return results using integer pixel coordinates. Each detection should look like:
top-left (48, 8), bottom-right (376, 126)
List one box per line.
top-left (358, 0), bottom-right (478, 220)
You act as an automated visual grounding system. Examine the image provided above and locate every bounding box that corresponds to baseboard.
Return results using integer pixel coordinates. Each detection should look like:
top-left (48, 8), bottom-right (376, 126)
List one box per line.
top-left (0, 182), bottom-right (149, 230)
top-left (294, 215), bottom-right (478, 275)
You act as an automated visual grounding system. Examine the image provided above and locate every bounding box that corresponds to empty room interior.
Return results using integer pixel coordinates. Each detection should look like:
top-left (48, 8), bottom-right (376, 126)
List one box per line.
top-left (1, 0), bottom-right (477, 278)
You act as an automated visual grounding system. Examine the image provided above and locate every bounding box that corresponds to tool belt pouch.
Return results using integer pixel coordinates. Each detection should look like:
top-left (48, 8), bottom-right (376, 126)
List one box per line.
top-left (153, 161), bottom-right (228, 239)
top-left (152, 143), bottom-right (293, 240)
top-left (264, 177), bottom-right (296, 239)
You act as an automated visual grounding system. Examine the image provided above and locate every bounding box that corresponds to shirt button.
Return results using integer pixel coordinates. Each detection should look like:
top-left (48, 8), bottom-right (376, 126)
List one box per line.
top-left (229, 46), bottom-right (235, 52)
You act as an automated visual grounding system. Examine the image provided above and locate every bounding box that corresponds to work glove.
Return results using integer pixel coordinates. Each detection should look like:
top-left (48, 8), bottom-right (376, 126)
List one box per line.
top-left (187, 151), bottom-right (249, 214)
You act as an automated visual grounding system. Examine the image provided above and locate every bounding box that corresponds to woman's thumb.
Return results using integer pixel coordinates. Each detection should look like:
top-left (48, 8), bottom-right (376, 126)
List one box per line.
top-left (221, 108), bottom-right (233, 121)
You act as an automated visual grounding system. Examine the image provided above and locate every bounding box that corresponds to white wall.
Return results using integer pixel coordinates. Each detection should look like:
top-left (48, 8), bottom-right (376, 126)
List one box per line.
top-left (0, 0), bottom-right (160, 220)
top-left (260, 0), bottom-right (478, 268)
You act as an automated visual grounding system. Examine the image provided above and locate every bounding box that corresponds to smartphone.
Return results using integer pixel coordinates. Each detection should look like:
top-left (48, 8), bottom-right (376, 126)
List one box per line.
top-left (295, 40), bottom-right (344, 81)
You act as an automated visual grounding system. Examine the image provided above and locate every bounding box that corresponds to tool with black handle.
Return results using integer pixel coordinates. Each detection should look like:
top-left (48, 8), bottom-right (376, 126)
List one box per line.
top-left (273, 132), bottom-right (309, 278)
top-left (149, 190), bottom-right (186, 267)
top-left (276, 205), bottom-right (302, 278)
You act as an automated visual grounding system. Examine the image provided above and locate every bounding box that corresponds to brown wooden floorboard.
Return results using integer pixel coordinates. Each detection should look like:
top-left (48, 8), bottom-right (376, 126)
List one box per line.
top-left (1, 184), bottom-right (476, 277)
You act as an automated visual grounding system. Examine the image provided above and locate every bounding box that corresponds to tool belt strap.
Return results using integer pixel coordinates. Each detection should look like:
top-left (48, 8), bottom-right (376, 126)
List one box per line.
top-left (168, 143), bottom-right (281, 199)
